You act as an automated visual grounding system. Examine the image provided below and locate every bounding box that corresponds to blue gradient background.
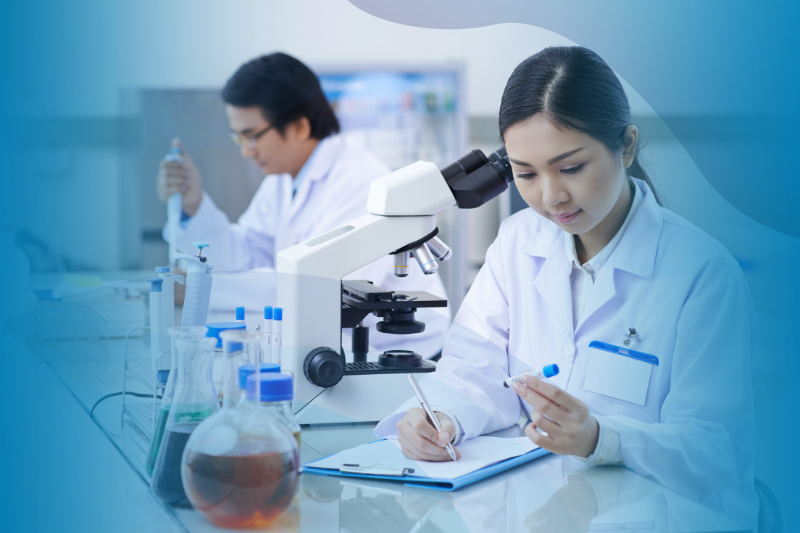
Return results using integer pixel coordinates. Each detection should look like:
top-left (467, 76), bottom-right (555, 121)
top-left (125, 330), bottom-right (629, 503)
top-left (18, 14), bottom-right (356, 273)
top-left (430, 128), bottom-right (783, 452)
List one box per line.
top-left (1, 0), bottom-right (798, 530)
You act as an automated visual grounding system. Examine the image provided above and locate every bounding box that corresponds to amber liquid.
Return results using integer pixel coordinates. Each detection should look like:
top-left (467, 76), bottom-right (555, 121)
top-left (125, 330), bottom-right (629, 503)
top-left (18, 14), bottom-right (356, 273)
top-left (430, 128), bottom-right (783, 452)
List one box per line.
top-left (183, 450), bottom-right (300, 528)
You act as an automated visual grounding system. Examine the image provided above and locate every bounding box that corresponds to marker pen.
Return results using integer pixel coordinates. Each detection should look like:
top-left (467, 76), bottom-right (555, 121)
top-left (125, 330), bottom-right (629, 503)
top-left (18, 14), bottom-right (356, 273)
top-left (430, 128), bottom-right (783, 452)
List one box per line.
top-left (503, 364), bottom-right (559, 388)
top-left (273, 308), bottom-right (283, 369)
top-left (262, 306), bottom-right (273, 363)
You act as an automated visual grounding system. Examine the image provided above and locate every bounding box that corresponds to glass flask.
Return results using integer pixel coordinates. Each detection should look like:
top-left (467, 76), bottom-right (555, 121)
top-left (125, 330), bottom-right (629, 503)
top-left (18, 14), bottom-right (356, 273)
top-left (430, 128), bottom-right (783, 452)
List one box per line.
top-left (151, 335), bottom-right (218, 504)
top-left (182, 330), bottom-right (300, 528)
top-left (246, 372), bottom-right (301, 449)
top-left (147, 326), bottom-right (208, 476)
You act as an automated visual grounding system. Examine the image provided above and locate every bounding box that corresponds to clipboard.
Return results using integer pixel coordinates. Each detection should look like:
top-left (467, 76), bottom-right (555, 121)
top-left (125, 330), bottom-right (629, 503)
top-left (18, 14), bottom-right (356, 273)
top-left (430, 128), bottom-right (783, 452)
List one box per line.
top-left (303, 440), bottom-right (551, 491)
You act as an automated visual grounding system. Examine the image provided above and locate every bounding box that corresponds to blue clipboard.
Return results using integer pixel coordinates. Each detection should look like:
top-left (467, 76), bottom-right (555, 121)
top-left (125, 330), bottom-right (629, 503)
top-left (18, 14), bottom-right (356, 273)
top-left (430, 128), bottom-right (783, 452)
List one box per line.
top-left (303, 441), bottom-right (551, 491)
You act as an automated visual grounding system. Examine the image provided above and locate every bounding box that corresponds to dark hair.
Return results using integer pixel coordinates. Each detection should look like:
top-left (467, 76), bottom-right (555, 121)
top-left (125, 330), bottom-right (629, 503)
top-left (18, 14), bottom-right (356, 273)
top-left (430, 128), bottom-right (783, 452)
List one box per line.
top-left (499, 46), bottom-right (660, 205)
top-left (222, 52), bottom-right (339, 139)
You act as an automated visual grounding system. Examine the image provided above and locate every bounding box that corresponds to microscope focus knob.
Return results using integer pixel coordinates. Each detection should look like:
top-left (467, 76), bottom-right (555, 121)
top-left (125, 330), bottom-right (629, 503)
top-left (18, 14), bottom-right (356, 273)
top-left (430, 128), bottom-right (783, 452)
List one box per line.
top-left (304, 347), bottom-right (345, 388)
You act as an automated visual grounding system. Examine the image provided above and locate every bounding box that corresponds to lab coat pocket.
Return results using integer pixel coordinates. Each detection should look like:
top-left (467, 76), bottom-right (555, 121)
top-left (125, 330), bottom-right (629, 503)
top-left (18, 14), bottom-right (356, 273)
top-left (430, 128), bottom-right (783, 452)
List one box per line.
top-left (582, 341), bottom-right (659, 407)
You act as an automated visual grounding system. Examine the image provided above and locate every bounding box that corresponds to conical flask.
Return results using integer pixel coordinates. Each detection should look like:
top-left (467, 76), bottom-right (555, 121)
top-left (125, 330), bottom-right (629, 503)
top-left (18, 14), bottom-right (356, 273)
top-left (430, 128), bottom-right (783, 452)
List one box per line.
top-left (181, 329), bottom-right (300, 528)
top-left (151, 335), bottom-right (217, 504)
top-left (147, 326), bottom-right (208, 476)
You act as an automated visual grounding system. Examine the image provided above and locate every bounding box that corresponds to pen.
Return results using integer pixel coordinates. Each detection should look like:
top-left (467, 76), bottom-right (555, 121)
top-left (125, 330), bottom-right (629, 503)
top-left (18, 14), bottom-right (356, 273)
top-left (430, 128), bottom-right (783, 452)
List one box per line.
top-left (503, 364), bottom-right (559, 388)
top-left (407, 374), bottom-right (458, 461)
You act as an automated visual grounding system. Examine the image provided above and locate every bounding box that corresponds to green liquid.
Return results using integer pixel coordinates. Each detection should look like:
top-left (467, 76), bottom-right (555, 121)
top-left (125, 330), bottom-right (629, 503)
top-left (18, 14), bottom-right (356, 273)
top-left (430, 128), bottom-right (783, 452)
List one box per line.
top-left (146, 408), bottom-right (170, 476)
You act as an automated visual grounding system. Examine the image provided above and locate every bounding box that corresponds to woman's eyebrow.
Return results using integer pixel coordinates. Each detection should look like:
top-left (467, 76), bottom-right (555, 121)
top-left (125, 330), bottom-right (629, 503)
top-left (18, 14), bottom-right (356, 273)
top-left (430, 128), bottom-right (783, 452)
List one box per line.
top-left (548, 147), bottom-right (585, 165)
top-left (508, 147), bottom-right (586, 168)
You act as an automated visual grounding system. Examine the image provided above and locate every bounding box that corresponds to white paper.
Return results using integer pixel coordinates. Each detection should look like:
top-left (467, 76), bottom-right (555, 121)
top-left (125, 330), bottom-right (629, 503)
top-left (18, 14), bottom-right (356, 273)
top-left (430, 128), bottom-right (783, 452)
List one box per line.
top-left (307, 436), bottom-right (539, 480)
top-left (583, 349), bottom-right (653, 406)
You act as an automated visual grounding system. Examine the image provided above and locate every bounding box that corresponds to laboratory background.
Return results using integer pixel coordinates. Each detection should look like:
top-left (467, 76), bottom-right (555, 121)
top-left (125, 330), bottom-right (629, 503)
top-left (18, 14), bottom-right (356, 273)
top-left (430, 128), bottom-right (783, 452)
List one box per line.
top-left (2, 1), bottom-right (798, 532)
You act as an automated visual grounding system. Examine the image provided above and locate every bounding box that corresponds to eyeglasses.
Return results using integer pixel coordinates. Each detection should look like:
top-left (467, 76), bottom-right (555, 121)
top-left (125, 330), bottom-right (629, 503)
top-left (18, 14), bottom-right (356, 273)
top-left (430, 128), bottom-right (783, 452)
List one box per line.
top-left (228, 123), bottom-right (275, 148)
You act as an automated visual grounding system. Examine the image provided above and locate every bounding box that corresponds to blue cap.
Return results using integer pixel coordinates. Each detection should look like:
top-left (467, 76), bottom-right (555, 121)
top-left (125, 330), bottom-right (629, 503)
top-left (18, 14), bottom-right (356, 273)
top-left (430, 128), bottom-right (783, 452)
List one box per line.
top-left (236, 307), bottom-right (245, 320)
top-left (192, 241), bottom-right (209, 249)
top-left (155, 266), bottom-right (170, 273)
top-left (274, 308), bottom-right (283, 321)
top-left (156, 369), bottom-right (170, 385)
top-left (542, 364), bottom-right (559, 378)
top-left (264, 306), bottom-right (273, 320)
top-left (238, 363), bottom-right (281, 389)
top-left (246, 373), bottom-right (293, 402)
top-left (205, 321), bottom-right (246, 348)
top-left (146, 277), bottom-right (163, 292)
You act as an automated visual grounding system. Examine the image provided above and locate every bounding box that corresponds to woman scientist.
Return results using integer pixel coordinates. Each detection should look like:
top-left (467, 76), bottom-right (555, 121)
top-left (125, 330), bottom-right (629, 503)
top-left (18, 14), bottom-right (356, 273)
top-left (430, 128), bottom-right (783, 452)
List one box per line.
top-left (376, 46), bottom-right (758, 526)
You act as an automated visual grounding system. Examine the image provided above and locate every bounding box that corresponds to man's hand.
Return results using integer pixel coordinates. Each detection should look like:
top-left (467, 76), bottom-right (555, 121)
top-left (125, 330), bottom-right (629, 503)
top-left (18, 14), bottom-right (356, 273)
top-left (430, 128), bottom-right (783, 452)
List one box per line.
top-left (396, 407), bottom-right (461, 462)
top-left (156, 138), bottom-right (204, 216)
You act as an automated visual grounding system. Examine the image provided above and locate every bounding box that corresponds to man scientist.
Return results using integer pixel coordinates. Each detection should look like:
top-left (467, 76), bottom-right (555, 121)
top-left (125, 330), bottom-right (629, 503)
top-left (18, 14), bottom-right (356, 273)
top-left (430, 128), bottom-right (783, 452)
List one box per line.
top-left (156, 52), bottom-right (448, 357)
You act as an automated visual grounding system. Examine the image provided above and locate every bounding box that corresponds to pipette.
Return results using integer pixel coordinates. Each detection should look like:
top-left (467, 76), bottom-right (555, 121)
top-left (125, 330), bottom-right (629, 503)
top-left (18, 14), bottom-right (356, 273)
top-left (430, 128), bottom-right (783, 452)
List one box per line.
top-left (165, 146), bottom-right (183, 267)
top-left (147, 267), bottom-right (185, 370)
top-left (177, 242), bottom-right (214, 327)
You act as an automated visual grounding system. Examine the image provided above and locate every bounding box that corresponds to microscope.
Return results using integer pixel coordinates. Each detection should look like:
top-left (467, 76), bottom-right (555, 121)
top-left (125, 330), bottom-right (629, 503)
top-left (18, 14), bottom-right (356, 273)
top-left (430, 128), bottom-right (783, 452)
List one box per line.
top-left (277, 148), bottom-right (513, 424)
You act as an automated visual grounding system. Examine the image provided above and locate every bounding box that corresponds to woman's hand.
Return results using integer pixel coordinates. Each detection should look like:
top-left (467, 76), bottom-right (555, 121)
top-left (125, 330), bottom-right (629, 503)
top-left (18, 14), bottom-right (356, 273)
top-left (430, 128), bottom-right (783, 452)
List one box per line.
top-left (396, 407), bottom-right (462, 462)
top-left (512, 374), bottom-right (599, 457)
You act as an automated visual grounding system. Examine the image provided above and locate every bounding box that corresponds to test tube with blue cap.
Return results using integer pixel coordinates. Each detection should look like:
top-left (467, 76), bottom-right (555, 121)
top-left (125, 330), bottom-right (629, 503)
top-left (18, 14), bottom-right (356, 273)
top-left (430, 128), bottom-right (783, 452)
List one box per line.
top-left (503, 364), bottom-right (559, 388)
top-left (262, 306), bottom-right (273, 363)
top-left (273, 308), bottom-right (283, 369)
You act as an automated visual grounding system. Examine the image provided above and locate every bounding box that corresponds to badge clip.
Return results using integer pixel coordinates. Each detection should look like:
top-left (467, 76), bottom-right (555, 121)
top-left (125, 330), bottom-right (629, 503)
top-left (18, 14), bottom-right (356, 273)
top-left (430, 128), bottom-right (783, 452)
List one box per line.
top-left (623, 328), bottom-right (640, 346)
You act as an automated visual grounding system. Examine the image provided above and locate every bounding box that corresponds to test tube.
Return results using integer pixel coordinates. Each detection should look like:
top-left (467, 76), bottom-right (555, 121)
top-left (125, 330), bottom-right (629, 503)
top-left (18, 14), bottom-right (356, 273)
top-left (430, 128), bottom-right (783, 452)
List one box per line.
top-left (273, 308), bottom-right (283, 369)
top-left (262, 306), bottom-right (273, 363)
top-left (503, 364), bottom-right (559, 388)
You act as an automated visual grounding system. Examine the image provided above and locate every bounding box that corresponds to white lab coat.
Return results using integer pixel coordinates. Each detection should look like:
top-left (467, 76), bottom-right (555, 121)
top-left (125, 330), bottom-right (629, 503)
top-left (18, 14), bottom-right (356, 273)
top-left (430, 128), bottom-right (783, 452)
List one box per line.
top-left (377, 178), bottom-right (758, 527)
top-left (166, 134), bottom-right (450, 357)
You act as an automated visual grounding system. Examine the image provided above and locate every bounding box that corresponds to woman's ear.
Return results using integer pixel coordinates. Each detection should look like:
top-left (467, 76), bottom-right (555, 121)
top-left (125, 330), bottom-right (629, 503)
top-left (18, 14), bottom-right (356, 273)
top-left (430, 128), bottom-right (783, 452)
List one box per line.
top-left (622, 125), bottom-right (638, 168)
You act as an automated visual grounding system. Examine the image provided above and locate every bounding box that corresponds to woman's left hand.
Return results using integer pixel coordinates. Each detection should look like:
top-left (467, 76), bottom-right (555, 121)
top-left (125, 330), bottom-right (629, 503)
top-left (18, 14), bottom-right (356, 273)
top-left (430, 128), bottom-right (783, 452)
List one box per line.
top-left (511, 374), bottom-right (599, 457)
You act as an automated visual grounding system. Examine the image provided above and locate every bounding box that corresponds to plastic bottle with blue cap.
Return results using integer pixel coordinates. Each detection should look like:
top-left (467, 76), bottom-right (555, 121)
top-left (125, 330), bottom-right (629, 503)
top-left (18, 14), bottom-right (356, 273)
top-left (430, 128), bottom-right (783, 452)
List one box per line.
top-left (176, 242), bottom-right (214, 328)
top-left (247, 372), bottom-right (301, 449)
top-left (236, 362), bottom-right (280, 407)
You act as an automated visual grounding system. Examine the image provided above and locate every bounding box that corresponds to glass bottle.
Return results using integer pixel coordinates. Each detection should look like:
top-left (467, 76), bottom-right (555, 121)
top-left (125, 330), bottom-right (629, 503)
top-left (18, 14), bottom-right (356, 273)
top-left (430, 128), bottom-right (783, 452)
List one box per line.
top-left (237, 362), bottom-right (280, 406)
top-left (182, 330), bottom-right (300, 528)
top-left (146, 326), bottom-right (208, 476)
top-left (151, 335), bottom-right (217, 504)
top-left (246, 372), bottom-right (301, 449)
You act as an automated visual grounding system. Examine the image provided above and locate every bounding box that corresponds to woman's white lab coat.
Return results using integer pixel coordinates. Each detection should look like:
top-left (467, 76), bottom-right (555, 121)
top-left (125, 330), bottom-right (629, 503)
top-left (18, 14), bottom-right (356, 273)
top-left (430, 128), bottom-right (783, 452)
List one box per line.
top-left (165, 134), bottom-right (450, 356)
top-left (377, 178), bottom-right (758, 526)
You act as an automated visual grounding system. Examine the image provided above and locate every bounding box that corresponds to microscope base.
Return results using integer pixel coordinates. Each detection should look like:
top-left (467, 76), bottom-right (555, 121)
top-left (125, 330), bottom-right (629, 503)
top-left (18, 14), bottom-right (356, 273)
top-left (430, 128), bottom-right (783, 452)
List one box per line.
top-left (293, 368), bottom-right (435, 425)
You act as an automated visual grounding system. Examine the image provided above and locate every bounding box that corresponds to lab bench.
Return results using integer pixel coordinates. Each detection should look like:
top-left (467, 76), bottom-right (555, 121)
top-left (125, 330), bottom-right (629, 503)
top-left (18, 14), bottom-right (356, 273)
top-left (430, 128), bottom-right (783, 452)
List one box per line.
top-left (14, 272), bottom-right (748, 533)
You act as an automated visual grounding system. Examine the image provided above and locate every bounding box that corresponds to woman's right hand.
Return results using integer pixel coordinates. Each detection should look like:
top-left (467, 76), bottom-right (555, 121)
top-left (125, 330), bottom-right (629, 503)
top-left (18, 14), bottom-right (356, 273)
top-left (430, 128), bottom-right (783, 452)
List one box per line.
top-left (396, 407), bottom-right (461, 462)
top-left (156, 138), bottom-right (204, 216)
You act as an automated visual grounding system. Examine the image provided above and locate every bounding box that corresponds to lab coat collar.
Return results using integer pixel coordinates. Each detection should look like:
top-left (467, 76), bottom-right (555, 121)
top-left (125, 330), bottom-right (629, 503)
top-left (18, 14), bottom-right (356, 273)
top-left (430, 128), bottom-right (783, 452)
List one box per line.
top-left (302, 134), bottom-right (343, 184)
top-left (522, 178), bottom-right (662, 280)
top-left (606, 178), bottom-right (662, 280)
top-left (287, 134), bottom-right (343, 221)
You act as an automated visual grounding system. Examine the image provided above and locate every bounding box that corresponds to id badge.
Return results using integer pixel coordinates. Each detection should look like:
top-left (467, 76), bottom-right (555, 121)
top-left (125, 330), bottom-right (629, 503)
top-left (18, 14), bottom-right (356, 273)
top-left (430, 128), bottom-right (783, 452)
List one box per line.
top-left (583, 341), bottom-right (659, 406)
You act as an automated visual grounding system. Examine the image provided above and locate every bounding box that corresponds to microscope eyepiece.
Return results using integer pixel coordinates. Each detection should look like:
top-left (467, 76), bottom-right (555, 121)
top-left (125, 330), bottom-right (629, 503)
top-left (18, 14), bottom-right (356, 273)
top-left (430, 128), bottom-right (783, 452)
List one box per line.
top-left (440, 147), bottom-right (513, 209)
